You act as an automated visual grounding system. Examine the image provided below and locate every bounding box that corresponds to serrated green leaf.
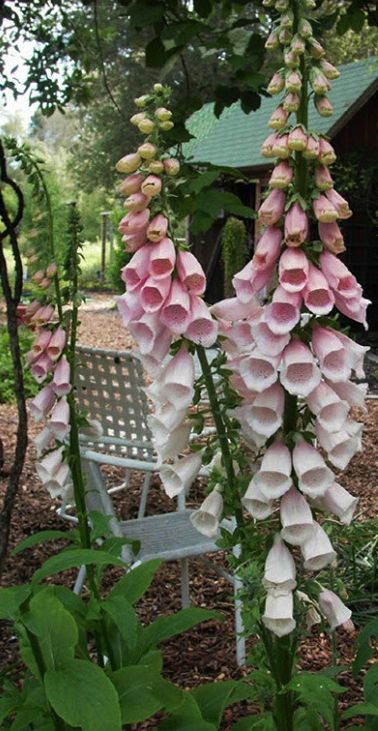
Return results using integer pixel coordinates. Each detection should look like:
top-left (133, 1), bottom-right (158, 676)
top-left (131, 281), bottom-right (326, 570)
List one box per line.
top-left (45, 659), bottom-right (122, 731)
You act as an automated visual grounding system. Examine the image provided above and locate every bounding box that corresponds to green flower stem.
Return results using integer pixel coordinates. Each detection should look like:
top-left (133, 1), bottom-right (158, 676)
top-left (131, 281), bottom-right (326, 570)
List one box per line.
top-left (195, 345), bottom-right (245, 535)
top-left (25, 628), bottom-right (67, 731)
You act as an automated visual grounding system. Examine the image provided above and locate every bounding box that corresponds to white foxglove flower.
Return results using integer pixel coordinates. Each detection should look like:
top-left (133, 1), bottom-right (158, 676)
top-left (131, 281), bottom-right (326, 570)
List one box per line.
top-left (280, 339), bottom-right (321, 397)
top-left (305, 605), bottom-right (322, 630)
top-left (330, 380), bottom-right (367, 410)
top-left (244, 382), bottom-right (285, 437)
top-left (307, 382), bottom-right (349, 432)
top-left (49, 398), bottom-right (70, 440)
top-left (159, 452), bottom-right (202, 498)
top-left (280, 486), bottom-right (314, 545)
top-left (318, 589), bottom-right (352, 630)
top-left (43, 463), bottom-right (71, 499)
top-left (160, 347), bottom-right (195, 409)
top-left (314, 482), bottom-right (358, 525)
top-left (263, 535), bottom-right (296, 595)
top-left (293, 439), bottom-right (334, 498)
top-left (301, 522), bottom-right (336, 571)
top-left (190, 486), bottom-right (223, 537)
top-left (262, 591), bottom-right (296, 637)
top-left (148, 402), bottom-right (188, 434)
top-left (254, 441), bottom-right (292, 499)
top-left (316, 421), bottom-right (362, 470)
top-left (156, 421), bottom-right (191, 461)
top-left (35, 446), bottom-right (65, 483)
top-left (79, 419), bottom-right (104, 440)
top-left (242, 477), bottom-right (274, 519)
top-left (33, 426), bottom-right (54, 456)
top-left (239, 349), bottom-right (280, 393)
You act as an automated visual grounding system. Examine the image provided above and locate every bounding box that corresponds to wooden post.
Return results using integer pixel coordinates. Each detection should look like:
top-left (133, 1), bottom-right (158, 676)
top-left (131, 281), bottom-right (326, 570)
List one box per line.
top-left (100, 211), bottom-right (109, 285)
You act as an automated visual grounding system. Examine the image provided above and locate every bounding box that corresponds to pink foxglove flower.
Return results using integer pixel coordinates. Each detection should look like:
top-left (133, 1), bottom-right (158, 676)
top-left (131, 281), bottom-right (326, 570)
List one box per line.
top-left (140, 276), bottom-right (171, 312)
top-left (147, 213), bottom-right (168, 242)
top-left (31, 354), bottom-right (54, 383)
top-left (240, 350), bottom-right (279, 393)
top-left (319, 590), bottom-right (352, 631)
top-left (319, 251), bottom-right (359, 299)
top-left (31, 329), bottom-right (52, 359)
top-left (272, 134), bottom-right (290, 159)
top-left (242, 478), bottom-right (274, 520)
top-left (149, 402), bottom-right (188, 436)
top-left (333, 332), bottom-right (369, 379)
top-left (284, 202), bottom-right (309, 247)
top-left (283, 92), bottom-right (300, 112)
top-left (280, 339), bottom-right (321, 397)
top-left (210, 297), bottom-right (262, 323)
top-left (333, 293), bottom-right (370, 329)
top-left (46, 327), bottom-right (66, 361)
top-left (268, 105), bottom-right (289, 130)
top-left (35, 446), bottom-right (64, 483)
top-left (176, 250), bottom-right (206, 295)
top-left (233, 261), bottom-right (275, 302)
top-left (52, 356), bottom-right (71, 397)
top-left (149, 238), bottom-right (176, 279)
top-left (31, 304), bottom-right (55, 326)
top-left (140, 328), bottom-right (172, 377)
top-left (269, 161), bottom-right (293, 189)
top-left (160, 280), bottom-right (191, 334)
top-left (319, 59), bottom-right (340, 80)
top-left (318, 222), bottom-right (345, 254)
top-left (116, 152), bottom-right (141, 173)
top-left (118, 209), bottom-right (149, 235)
top-left (313, 195), bottom-right (338, 223)
top-left (279, 248), bottom-right (309, 292)
top-left (264, 286), bottom-right (301, 335)
top-left (318, 138), bottom-right (336, 166)
top-left (263, 535), bottom-right (296, 594)
top-left (288, 125), bottom-right (307, 151)
top-left (311, 71), bottom-right (329, 95)
top-left (280, 487), bottom-right (314, 545)
top-left (293, 439), bottom-right (334, 498)
top-left (331, 380), bottom-right (368, 409)
top-left (124, 192), bottom-right (149, 212)
top-left (163, 158), bottom-right (180, 176)
top-left (258, 189), bottom-right (285, 226)
top-left (122, 245), bottom-right (151, 291)
top-left (245, 382), bottom-right (285, 437)
top-left (314, 164), bottom-right (334, 191)
top-left (267, 71), bottom-right (285, 95)
top-left (43, 463), bottom-right (72, 500)
top-left (49, 398), bottom-right (70, 440)
top-left (325, 189), bottom-right (352, 219)
top-left (302, 134), bottom-right (320, 160)
top-left (160, 347), bottom-right (195, 409)
top-left (316, 422), bottom-right (362, 470)
top-left (141, 175), bottom-right (162, 198)
top-left (315, 482), bottom-right (358, 525)
top-left (33, 426), bottom-right (53, 456)
top-left (285, 71), bottom-right (302, 93)
top-left (159, 452), bottom-right (203, 498)
top-left (307, 381), bottom-right (349, 432)
top-left (185, 296), bottom-right (218, 348)
top-left (251, 321), bottom-right (290, 357)
top-left (312, 326), bottom-right (352, 382)
top-left (128, 312), bottom-right (164, 354)
top-left (315, 96), bottom-right (333, 117)
top-left (190, 486), bottom-right (224, 537)
top-left (261, 132), bottom-right (279, 158)
top-left (252, 226), bottom-right (282, 269)
top-left (254, 441), bottom-right (292, 499)
top-left (122, 231), bottom-right (147, 253)
top-left (262, 592), bottom-right (296, 637)
top-left (119, 173), bottom-right (145, 196)
top-left (29, 385), bottom-right (56, 421)
top-left (116, 290), bottom-right (144, 326)
top-left (303, 263), bottom-right (335, 315)
top-left (301, 523), bottom-right (336, 571)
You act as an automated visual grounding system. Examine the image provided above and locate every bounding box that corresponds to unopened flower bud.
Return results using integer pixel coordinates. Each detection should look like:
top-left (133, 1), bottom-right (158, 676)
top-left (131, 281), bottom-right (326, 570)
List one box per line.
top-left (275, 0), bottom-right (289, 10)
top-left (40, 277), bottom-right (51, 289)
top-left (298, 18), bottom-right (312, 38)
top-left (267, 71), bottom-right (285, 95)
top-left (163, 158), bottom-right (180, 176)
top-left (141, 175), bottom-right (162, 197)
top-left (283, 93), bottom-right (300, 113)
top-left (285, 70), bottom-right (302, 93)
top-left (153, 83), bottom-right (164, 93)
top-left (134, 95), bottom-right (148, 107)
top-left (284, 49), bottom-right (300, 68)
top-left (124, 192), bottom-right (149, 211)
top-left (315, 95), bottom-right (334, 117)
top-left (116, 153), bottom-right (141, 174)
top-left (46, 262), bottom-right (57, 277)
top-left (159, 120), bottom-right (174, 131)
top-left (318, 138), bottom-right (336, 166)
top-left (137, 142), bottom-right (157, 159)
top-left (279, 27), bottom-right (292, 44)
top-left (302, 135), bottom-right (320, 160)
top-left (320, 59), bottom-right (340, 80)
top-left (288, 125), bottom-right (307, 151)
top-left (265, 29), bottom-right (279, 50)
top-left (291, 34), bottom-right (305, 54)
top-left (149, 160), bottom-right (164, 174)
top-left (269, 160), bottom-right (293, 189)
top-left (280, 11), bottom-right (293, 28)
top-left (155, 107), bottom-right (172, 121)
top-left (32, 270), bottom-right (45, 284)
top-left (130, 112), bottom-right (146, 127)
top-left (268, 105), bottom-right (289, 130)
top-left (308, 37), bottom-right (325, 58)
top-left (311, 70), bottom-right (330, 95)
top-left (138, 118), bottom-right (155, 134)
top-left (28, 254), bottom-right (39, 264)
top-left (272, 133), bottom-right (289, 159)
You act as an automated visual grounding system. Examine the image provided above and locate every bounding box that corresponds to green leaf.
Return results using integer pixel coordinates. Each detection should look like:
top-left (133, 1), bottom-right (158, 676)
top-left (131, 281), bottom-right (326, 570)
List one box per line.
top-left (231, 714), bottom-right (275, 730)
top-left (192, 680), bottom-right (253, 726)
top-left (352, 617), bottom-right (378, 674)
top-left (101, 595), bottom-right (138, 647)
top-left (342, 703), bottom-right (378, 720)
top-left (111, 665), bottom-right (177, 723)
top-left (108, 559), bottom-right (161, 604)
top-left (364, 664), bottom-right (378, 706)
top-left (32, 548), bottom-right (126, 585)
top-left (45, 659), bottom-right (122, 731)
top-left (193, 0), bottom-right (213, 18)
top-left (128, 1), bottom-right (165, 27)
top-left (161, 20), bottom-right (208, 45)
top-left (158, 694), bottom-right (217, 731)
top-left (145, 37), bottom-right (167, 68)
top-left (140, 607), bottom-right (220, 653)
top-left (12, 529), bottom-right (76, 555)
top-left (23, 588), bottom-right (78, 670)
top-left (0, 585), bottom-right (30, 619)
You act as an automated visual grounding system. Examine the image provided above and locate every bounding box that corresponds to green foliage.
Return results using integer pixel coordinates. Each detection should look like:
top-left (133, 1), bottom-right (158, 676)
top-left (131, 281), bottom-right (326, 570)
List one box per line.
top-left (0, 326), bottom-right (38, 403)
top-left (221, 216), bottom-right (248, 297)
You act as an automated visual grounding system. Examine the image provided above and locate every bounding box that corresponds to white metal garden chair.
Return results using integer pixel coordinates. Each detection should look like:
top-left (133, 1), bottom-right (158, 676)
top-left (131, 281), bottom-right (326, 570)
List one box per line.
top-left (57, 344), bottom-right (246, 665)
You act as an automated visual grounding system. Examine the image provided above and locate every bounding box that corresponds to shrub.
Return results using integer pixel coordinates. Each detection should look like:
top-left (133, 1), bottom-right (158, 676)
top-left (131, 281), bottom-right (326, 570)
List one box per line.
top-left (221, 216), bottom-right (248, 297)
top-left (0, 325), bottom-right (38, 404)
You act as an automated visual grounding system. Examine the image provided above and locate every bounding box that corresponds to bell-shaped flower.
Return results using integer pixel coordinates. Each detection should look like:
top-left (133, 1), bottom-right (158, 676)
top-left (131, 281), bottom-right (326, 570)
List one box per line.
top-left (258, 189), bottom-right (285, 226)
top-left (31, 329), bottom-right (52, 359)
top-left (293, 438), bottom-right (334, 498)
top-left (128, 312), bottom-right (163, 354)
top-left (155, 421), bottom-right (192, 461)
top-left (283, 92), bottom-right (300, 112)
top-left (269, 161), bottom-right (293, 189)
top-left (301, 522), bottom-right (336, 571)
top-left (49, 397), bottom-right (70, 440)
top-left (307, 381), bottom-right (349, 432)
top-left (124, 191), bottom-right (149, 212)
top-left (33, 426), bottom-right (54, 456)
top-left (314, 164), bottom-right (334, 191)
top-left (116, 290), bottom-right (144, 326)
top-left (252, 227), bottom-right (282, 270)
top-left (36, 446), bottom-right (65, 483)
top-left (254, 441), bottom-right (292, 499)
top-left (318, 138), bottom-right (336, 166)
top-left (268, 105), bottom-right (289, 130)
top-left (280, 339), bottom-right (321, 397)
top-left (242, 477), bottom-right (274, 519)
top-left (119, 173), bottom-right (145, 196)
top-left (44, 463), bottom-right (72, 500)
top-left (116, 152), bottom-right (141, 173)
top-left (31, 304), bottom-right (55, 327)
top-left (330, 380), bottom-right (367, 410)
top-left (163, 158), bottom-right (180, 175)
top-left (264, 286), bottom-right (301, 335)
top-left (319, 251), bottom-right (359, 300)
top-left (284, 202), bottom-right (309, 247)
top-left (210, 296), bottom-right (262, 323)
top-left (160, 280), bottom-right (191, 334)
top-left (304, 263), bottom-right (335, 315)
top-left (303, 134), bottom-right (320, 160)
top-left (185, 295), bottom-right (218, 348)
top-left (334, 293), bottom-right (370, 330)
top-left (122, 230), bottom-right (147, 253)
top-left (122, 245), bottom-right (151, 291)
top-left (79, 419), bottom-right (104, 440)
top-left (148, 238), bottom-right (176, 280)
top-left (251, 321), bottom-right (290, 357)
top-left (333, 332), bottom-right (369, 379)
top-left (190, 486), bottom-right (223, 538)
top-left (325, 189), bottom-right (352, 219)
top-left (262, 591), bottom-right (296, 637)
top-left (279, 248), bottom-right (309, 293)
top-left (264, 535), bottom-right (296, 595)
top-left (31, 354), bottom-right (54, 383)
top-left (140, 328), bottom-right (172, 377)
top-left (280, 487), bottom-right (314, 545)
top-left (315, 482), bottom-right (358, 525)
top-left (224, 320), bottom-right (254, 352)
top-left (46, 327), bottom-right (66, 362)
top-left (261, 132), bottom-right (279, 158)
top-left (160, 347), bottom-right (195, 409)
top-left (319, 590), bottom-right (352, 630)
top-left (159, 451), bottom-right (203, 498)
top-left (140, 276), bottom-right (171, 313)
top-left (175, 251), bottom-right (206, 295)
top-left (240, 349), bottom-right (279, 393)
top-left (318, 222), bottom-right (345, 254)
top-left (52, 355), bottom-right (71, 397)
top-left (315, 95), bottom-right (334, 117)
top-left (312, 326), bottom-right (351, 383)
top-left (285, 70), bottom-right (302, 93)
top-left (316, 421), bottom-right (362, 470)
top-left (140, 174), bottom-right (162, 198)
top-left (245, 382), bottom-right (285, 437)
top-left (233, 260), bottom-right (275, 302)
top-left (118, 209), bottom-right (149, 236)
top-left (288, 125), bottom-right (307, 151)
top-left (267, 71), bottom-right (285, 95)
top-left (150, 401), bottom-right (188, 434)
top-left (272, 134), bottom-right (290, 159)
top-left (320, 59), bottom-right (340, 80)
top-left (147, 214), bottom-right (168, 242)
top-left (313, 195), bottom-right (338, 223)
top-left (29, 385), bottom-right (56, 422)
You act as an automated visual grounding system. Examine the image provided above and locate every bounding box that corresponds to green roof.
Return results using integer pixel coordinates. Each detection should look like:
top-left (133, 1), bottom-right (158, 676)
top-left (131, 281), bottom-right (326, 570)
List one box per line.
top-left (185, 58), bottom-right (378, 169)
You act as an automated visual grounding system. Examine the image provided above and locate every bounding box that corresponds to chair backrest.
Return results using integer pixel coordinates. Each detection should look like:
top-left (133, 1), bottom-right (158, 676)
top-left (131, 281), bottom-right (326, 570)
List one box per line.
top-left (75, 345), bottom-right (155, 461)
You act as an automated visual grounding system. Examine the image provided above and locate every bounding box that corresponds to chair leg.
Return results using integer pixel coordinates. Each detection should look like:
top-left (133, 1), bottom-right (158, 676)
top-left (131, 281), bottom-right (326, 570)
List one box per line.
top-left (234, 574), bottom-right (246, 666)
top-left (73, 565), bottom-right (87, 595)
top-left (137, 472), bottom-right (152, 519)
top-left (180, 558), bottom-right (190, 609)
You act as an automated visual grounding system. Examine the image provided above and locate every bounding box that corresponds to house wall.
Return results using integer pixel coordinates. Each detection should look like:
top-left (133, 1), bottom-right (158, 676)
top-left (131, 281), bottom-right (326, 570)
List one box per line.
top-left (333, 91), bottom-right (378, 152)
